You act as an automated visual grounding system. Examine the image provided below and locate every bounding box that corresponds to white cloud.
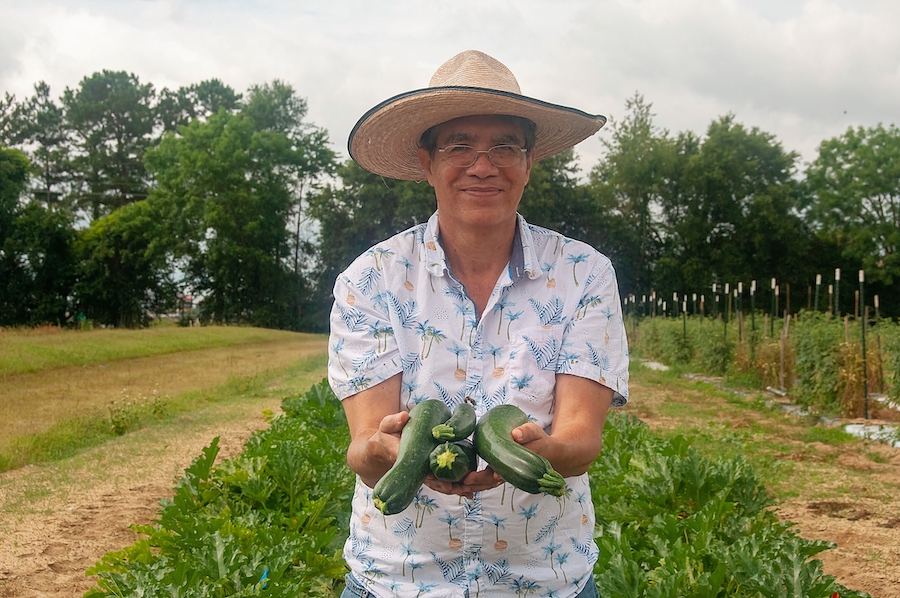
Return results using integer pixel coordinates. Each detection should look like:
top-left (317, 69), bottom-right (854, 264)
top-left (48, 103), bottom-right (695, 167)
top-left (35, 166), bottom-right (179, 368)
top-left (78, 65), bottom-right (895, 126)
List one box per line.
top-left (1, 0), bottom-right (898, 170)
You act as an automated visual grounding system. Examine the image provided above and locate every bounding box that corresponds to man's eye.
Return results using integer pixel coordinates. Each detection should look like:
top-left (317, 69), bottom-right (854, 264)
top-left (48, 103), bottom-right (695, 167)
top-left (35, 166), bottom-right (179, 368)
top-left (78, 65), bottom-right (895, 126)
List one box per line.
top-left (447, 145), bottom-right (473, 154)
top-left (492, 145), bottom-right (518, 157)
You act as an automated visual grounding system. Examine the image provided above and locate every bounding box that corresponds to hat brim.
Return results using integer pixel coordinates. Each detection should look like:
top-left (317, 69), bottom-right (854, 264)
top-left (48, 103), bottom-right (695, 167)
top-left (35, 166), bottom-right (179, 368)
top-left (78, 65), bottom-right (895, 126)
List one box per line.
top-left (348, 86), bottom-right (607, 181)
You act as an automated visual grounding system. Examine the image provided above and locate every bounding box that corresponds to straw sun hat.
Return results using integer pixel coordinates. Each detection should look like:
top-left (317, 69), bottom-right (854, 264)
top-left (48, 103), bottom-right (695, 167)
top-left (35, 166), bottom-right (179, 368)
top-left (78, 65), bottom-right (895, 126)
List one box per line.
top-left (348, 50), bottom-right (607, 181)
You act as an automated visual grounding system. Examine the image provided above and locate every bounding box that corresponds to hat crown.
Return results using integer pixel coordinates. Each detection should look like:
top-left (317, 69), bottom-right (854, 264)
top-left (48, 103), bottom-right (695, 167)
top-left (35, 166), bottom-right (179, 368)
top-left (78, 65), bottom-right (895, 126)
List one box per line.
top-left (428, 50), bottom-right (522, 94)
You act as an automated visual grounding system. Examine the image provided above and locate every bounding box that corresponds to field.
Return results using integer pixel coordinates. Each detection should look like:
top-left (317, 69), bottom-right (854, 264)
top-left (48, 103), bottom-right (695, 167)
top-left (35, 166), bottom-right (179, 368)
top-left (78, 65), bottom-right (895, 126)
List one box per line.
top-left (0, 326), bottom-right (898, 597)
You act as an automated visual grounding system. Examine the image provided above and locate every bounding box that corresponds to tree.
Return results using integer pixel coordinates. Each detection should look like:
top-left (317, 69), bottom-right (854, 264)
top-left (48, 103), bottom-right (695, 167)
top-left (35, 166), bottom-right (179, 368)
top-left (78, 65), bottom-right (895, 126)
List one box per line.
top-left (72, 199), bottom-right (175, 328)
top-left (145, 82), bottom-right (335, 329)
top-left (653, 115), bottom-right (808, 301)
top-left (63, 70), bottom-right (157, 219)
top-left (5, 82), bottom-right (71, 207)
top-left (1, 147), bottom-right (76, 326)
top-left (804, 123), bottom-right (900, 285)
top-left (519, 149), bottom-right (598, 242)
top-left (587, 94), bottom-right (669, 297)
top-left (157, 79), bottom-right (242, 133)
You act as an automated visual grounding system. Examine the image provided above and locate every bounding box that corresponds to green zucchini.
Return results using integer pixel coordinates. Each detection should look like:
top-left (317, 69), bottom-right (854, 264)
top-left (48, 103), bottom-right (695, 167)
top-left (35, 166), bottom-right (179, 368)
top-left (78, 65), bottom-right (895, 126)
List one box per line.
top-left (431, 401), bottom-right (477, 441)
top-left (429, 439), bottom-right (478, 483)
top-left (372, 399), bottom-right (452, 515)
top-left (473, 404), bottom-right (566, 496)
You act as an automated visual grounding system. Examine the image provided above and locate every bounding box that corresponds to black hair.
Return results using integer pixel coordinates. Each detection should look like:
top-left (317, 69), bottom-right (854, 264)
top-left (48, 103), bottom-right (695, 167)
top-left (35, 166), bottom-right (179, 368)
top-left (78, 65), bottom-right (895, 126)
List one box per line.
top-left (418, 115), bottom-right (537, 155)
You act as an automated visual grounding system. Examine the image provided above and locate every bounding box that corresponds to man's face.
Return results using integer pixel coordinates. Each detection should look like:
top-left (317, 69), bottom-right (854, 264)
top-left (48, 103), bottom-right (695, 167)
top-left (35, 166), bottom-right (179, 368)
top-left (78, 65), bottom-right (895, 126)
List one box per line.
top-left (417, 115), bottom-right (533, 233)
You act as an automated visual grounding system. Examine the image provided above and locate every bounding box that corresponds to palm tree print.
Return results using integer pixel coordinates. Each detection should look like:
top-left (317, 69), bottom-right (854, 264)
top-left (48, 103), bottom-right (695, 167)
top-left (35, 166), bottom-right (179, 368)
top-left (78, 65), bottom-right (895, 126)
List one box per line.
top-left (398, 256), bottom-right (415, 290)
top-left (415, 580), bottom-right (438, 596)
top-left (487, 513), bottom-right (508, 551)
top-left (601, 305), bottom-right (614, 343)
top-left (542, 539), bottom-right (563, 579)
top-left (493, 297), bottom-right (515, 334)
top-left (511, 373), bottom-right (533, 390)
top-left (414, 493), bottom-right (438, 528)
top-left (505, 310), bottom-right (523, 339)
top-left (454, 302), bottom-right (475, 341)
top-left (555, 552), bottom-right (571, 584)
top-left (438, 510), bottom-right (462, 546)
top-left (565, 252), bottom-right (590, 286)
top-left (416, 320), bottom-right (447, 359)
top-left (330, 338), bottom-right (348, 376)
top-left (517, 503), bottom-right (538, 544)
top-left (486, 343), bottom-right (505, 377)
top-left (576, 295), bottom-right (603, 320)
top-left (366, 246), bottom-right (394, 271)
top-left (368, 321), bottom-right (394, 353)
top-left (447, 342), bottom-right (467, 379)
top-left (509, 575), bottom-right (540, 597)
top-left (400, 542), bottom-right (419, 577)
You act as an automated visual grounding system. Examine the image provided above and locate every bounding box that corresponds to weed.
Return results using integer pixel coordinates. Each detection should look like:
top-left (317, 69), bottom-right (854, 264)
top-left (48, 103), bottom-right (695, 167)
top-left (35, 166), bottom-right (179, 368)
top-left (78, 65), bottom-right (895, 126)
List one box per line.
top-left (801, 425), bottom-right (856, 446)
top-left (107, 388), bottom-right (167, 436)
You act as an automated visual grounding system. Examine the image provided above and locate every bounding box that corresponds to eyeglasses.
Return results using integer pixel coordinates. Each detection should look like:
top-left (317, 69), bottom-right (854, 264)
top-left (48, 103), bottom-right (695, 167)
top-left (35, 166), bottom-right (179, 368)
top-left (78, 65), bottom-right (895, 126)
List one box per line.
top-left (436, 144), bottom-right (528, 168)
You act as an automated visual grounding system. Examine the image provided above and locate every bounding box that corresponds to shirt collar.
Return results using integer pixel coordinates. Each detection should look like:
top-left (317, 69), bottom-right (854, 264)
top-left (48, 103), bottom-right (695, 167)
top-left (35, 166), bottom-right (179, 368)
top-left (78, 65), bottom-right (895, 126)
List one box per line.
top-left (423, 211), bottom-right (543, 282)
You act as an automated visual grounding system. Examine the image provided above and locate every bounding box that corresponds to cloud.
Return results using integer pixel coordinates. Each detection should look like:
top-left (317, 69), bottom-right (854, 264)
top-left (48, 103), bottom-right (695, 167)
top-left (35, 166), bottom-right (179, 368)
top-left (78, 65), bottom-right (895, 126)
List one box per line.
top-left (1, 0), bottom-right (898, 171)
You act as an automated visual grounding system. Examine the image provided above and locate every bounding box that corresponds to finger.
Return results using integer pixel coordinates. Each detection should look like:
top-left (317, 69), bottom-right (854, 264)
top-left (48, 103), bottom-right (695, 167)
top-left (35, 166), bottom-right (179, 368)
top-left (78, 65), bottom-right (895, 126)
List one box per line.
top-left (380, 411), bottom-right (410, 434)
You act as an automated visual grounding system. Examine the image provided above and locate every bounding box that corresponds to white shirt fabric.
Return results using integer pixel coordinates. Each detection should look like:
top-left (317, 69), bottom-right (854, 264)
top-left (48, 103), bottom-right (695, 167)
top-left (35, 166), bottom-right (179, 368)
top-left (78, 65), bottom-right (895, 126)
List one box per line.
top-left (328, 212), bottom-right (629, 598)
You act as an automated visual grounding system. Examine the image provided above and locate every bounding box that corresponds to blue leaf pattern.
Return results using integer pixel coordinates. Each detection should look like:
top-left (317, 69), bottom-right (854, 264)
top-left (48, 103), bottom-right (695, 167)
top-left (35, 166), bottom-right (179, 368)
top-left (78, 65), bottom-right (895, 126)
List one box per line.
top-left (328, 212), bottom-right (629, 597)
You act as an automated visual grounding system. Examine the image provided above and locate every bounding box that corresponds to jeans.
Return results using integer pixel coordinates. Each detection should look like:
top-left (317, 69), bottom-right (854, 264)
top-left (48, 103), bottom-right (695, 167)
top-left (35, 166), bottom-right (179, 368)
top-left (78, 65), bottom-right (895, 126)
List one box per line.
top-left (340, 573), bottom-right (601, 597)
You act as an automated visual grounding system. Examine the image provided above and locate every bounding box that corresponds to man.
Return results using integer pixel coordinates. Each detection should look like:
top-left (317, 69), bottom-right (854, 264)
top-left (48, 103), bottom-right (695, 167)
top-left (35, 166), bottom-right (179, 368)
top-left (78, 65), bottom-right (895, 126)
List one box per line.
top-left (329, 50), bottom-right (629, 598)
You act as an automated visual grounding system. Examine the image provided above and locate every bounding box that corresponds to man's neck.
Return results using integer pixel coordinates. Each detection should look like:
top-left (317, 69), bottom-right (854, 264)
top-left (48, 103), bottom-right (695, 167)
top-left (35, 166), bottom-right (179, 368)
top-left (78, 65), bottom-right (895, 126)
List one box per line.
top-left (438, 216), bottom-right (518, 317)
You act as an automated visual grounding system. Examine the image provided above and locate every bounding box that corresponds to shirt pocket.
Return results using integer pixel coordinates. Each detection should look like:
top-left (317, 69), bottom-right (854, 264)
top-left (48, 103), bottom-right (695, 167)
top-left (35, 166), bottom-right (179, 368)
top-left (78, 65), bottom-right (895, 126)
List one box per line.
top-left (505, 324), bottom-right (564, 412)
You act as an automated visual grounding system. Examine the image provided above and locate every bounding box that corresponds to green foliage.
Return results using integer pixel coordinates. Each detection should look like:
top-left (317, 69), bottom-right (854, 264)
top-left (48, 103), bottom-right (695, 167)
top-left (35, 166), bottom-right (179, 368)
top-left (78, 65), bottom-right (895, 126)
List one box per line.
top-left (107, 387), bottom-right (168, 435)
top-left (85, 379), bottom-right (354, 597)
top-left (72, 199), bottom-right (176, 328)
top-left (804, 124), bottom-right (900, 285)
top-left (591, 413), bottom-right (869, 598)
top-left (791, 313), bottom-right (844, 414)
top-left (0, 174), bottom-right (77, 326)
top-left (63, 70), bottom-right (158, 218)
top-left (82, 379), bottom-right (871, 597)
top-left (146, 81), bottom-right (335, 330)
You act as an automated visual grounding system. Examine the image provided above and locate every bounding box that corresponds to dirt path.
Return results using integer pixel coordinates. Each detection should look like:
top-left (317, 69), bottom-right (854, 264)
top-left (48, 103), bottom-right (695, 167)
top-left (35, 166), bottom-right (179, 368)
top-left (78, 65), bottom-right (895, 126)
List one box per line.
top-left (0, 396), bottom-right (282, 597)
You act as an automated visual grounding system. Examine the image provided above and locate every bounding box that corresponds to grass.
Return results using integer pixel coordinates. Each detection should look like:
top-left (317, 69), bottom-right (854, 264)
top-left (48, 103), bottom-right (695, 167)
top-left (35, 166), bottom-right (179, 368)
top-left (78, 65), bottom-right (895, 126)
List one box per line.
top-left (0, 358), bottom-right (331, 522)
top-left (0, 324), bottom-right (301, 376)
top-left (0, 325), bottom-right (328, 472)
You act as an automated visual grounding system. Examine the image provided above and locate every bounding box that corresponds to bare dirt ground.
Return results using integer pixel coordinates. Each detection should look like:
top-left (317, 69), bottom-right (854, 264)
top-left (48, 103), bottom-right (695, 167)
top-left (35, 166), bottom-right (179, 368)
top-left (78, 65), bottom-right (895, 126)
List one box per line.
top-left (0, 396), bottom-right (283, 597)
top-left (0, 364), bottom-right (897, 597)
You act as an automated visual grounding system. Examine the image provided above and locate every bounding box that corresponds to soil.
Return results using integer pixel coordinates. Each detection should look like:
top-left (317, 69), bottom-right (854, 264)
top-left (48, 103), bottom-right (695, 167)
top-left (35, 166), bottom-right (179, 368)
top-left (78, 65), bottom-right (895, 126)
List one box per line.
top-left (0, 373), bottom-right (898, 597)
top-left (0, 396), bottom-right (282, 597)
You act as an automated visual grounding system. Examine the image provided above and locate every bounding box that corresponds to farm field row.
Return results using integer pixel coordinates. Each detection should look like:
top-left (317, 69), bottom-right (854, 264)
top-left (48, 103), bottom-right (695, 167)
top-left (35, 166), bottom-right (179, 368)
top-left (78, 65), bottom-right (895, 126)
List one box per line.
top-left (0, 326), bottom-right (897, 596)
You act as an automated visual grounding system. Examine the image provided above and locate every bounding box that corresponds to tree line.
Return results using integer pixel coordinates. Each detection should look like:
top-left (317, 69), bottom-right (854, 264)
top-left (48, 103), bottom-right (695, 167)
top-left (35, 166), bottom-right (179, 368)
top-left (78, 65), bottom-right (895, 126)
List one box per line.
top-left (1, 72), bottom-right (898, 331)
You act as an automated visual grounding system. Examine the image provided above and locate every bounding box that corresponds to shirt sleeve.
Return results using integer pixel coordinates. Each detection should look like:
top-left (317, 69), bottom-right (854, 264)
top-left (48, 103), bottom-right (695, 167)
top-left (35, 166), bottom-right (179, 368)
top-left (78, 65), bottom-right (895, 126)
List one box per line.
top-left (557, 253), bottom-right (630, 407)
top-left (327, 267), bottom-right (403, 401)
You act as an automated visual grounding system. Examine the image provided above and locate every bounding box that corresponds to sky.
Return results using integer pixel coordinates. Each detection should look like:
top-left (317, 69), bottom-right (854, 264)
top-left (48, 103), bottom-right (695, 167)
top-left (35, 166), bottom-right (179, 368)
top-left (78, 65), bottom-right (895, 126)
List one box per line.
top-left (1, 0), bottom-right (898, 175)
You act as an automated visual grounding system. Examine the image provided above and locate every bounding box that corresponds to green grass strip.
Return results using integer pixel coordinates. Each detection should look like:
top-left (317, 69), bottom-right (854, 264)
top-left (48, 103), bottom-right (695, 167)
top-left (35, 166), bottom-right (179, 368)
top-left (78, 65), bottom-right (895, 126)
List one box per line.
top-left (0, 325), bottom-right (315, 377)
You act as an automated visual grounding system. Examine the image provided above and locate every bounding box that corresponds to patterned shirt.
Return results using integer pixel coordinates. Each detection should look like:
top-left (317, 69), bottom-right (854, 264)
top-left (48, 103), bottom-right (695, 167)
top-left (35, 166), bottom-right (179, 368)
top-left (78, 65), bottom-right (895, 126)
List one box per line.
top-left (328, 212), bottom-right (629, 598)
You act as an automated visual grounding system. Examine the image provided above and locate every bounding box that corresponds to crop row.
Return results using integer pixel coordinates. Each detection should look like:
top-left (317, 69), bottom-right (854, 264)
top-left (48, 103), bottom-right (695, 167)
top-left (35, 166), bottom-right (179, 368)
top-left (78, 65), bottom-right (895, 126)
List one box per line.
top-left (84, 379), bottom-right (868, 597)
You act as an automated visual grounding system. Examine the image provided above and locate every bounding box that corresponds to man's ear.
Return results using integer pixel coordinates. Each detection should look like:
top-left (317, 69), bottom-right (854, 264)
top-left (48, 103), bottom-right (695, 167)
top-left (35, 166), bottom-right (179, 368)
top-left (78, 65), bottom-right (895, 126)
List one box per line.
top-left (417, 147), bottom-right (436, 186)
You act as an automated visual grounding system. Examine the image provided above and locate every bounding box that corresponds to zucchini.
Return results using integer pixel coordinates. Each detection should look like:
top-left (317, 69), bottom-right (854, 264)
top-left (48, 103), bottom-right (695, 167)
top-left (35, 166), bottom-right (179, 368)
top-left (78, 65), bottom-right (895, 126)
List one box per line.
top-left (429, 439), bottom-right (478, 483)
top-left (473, 404), bottom-right (566, 496)
top-left (431, 401), bottom-right (477, 441)
top-left (372, 399), bottom-right (452, 515)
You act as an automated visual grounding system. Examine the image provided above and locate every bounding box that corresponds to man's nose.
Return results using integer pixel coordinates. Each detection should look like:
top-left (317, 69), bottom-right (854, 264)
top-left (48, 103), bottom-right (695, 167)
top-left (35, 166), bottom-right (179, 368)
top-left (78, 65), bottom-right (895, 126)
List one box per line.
top-left (466, 151), bottom-right (498, 175)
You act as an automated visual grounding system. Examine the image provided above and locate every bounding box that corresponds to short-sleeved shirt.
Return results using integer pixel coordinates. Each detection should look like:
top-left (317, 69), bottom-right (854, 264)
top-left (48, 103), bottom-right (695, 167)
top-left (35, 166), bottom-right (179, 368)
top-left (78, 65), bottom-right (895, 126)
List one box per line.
top-left (328, 212), bottom-right (629, 598)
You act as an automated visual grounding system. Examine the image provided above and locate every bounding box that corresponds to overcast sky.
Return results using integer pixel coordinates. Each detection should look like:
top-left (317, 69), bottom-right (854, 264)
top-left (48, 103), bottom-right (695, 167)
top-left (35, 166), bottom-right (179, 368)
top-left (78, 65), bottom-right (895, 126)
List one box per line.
top-left (2, 0), bottom-right (898, 175)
